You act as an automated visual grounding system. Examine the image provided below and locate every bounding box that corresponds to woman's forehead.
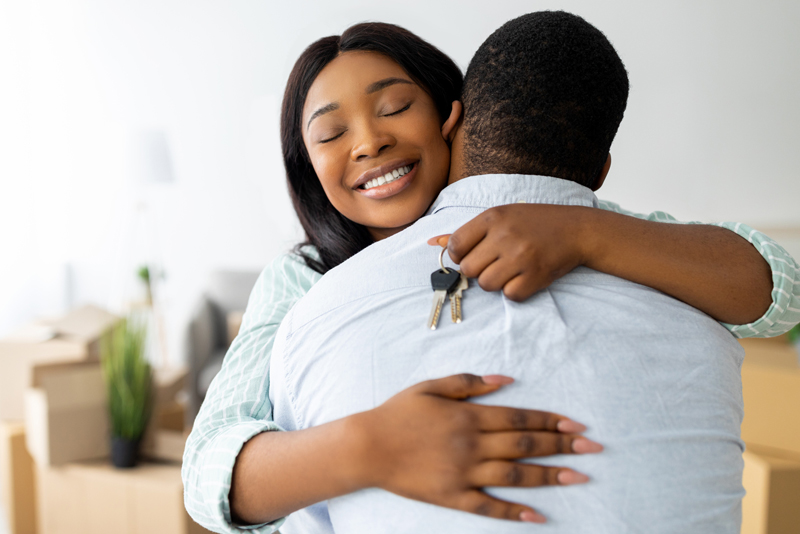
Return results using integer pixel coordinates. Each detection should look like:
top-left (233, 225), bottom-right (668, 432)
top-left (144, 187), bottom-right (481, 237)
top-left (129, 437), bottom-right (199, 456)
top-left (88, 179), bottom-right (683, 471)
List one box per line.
top-left (303, 51), bottom-right (415, 117)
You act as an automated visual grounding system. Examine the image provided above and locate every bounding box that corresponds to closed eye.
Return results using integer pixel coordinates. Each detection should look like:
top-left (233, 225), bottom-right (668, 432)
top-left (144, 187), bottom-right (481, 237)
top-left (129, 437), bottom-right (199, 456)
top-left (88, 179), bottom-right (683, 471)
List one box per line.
top-left (383, 103), bottom-right (411, 117)
top-left (319, 130), bottom-right (346, 144)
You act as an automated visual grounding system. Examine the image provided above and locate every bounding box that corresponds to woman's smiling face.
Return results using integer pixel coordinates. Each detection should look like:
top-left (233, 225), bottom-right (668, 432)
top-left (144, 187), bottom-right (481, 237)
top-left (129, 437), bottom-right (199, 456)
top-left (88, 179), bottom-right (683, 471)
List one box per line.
top-left (302, 51), bottom-right (456, 240)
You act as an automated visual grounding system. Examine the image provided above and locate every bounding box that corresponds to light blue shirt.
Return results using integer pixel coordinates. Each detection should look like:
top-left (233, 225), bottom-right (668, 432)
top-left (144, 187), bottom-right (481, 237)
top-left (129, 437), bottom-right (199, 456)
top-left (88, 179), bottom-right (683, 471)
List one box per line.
top-left (269, 174), bottom-right (746, 534)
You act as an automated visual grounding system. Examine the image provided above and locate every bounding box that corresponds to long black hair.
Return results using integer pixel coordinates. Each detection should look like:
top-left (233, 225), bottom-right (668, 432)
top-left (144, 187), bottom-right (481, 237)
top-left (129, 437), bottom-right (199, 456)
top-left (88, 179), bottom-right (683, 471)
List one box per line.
top-left (280, 22), bottom-right (463, 274)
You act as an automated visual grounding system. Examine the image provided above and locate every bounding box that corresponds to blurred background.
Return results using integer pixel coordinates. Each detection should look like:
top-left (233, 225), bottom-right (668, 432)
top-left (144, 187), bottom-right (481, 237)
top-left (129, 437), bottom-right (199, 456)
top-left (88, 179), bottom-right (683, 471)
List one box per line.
top-left (1, 1), bottom-right (799, 533)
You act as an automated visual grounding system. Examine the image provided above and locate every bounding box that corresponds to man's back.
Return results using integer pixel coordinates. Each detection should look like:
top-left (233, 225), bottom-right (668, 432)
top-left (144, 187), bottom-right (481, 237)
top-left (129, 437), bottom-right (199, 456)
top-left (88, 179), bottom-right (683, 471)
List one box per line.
top-left (271, 175), bottom-right (745, 533)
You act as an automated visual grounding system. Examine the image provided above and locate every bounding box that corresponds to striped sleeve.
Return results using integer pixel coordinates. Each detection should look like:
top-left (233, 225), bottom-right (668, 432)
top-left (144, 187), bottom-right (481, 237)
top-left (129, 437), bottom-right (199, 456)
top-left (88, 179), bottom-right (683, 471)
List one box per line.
top-left (598, 199), bottom-right (800, 338)
top-left (182, 251), bottom-right (322, 533)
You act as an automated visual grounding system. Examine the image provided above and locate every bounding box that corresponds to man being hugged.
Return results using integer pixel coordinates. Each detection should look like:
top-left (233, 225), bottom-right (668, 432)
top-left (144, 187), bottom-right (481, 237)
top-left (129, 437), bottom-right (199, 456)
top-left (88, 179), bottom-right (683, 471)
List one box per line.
top-left (267, 11), bottom-right (744, 533)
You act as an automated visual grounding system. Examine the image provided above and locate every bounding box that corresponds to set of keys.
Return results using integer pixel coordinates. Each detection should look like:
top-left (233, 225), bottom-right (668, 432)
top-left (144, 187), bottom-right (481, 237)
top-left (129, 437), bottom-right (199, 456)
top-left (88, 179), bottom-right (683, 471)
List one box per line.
top-left (427, 247), bottom-right (469, 330)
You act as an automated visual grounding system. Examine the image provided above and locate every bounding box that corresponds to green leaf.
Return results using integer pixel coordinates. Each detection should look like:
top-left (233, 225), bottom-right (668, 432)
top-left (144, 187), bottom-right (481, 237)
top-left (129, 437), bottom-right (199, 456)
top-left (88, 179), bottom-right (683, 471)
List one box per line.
top-left (100, 316), bottom-right (153, 440)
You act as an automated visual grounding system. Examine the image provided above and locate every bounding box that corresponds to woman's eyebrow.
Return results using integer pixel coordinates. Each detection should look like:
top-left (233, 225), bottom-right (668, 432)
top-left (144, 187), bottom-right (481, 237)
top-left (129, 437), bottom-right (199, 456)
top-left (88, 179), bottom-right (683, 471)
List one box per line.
top-left (306, 102), bottom-right (340, 130)
top-left (365, 77), bottom-right (413, 94)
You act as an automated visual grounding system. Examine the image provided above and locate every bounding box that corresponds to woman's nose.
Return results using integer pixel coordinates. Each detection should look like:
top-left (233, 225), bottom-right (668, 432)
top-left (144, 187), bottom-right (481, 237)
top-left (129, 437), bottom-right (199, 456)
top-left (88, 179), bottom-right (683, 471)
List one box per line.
top-left (350, 123), bottom-right (395, 161)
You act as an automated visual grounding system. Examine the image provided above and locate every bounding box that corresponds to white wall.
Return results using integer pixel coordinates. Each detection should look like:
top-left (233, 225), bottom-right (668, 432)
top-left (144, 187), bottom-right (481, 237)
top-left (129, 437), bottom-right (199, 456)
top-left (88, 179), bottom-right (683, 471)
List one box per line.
top-left (2, 0), bottom-right (799, 364)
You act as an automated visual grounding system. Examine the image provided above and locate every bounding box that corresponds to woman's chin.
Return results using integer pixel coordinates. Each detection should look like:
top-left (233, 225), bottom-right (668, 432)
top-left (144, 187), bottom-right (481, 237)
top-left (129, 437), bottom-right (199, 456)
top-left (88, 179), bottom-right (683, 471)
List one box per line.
top-left (364, 208), bottom-right (428, 240)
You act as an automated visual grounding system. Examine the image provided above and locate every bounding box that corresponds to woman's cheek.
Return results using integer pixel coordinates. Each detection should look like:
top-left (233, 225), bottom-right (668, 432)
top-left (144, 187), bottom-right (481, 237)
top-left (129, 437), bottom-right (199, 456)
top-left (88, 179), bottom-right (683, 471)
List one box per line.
top-left (311, 153), bottom-right (344, 193)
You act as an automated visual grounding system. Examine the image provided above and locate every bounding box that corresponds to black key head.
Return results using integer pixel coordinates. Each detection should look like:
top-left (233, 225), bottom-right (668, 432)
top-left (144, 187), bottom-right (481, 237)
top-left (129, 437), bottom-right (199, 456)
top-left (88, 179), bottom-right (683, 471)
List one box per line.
top-left (431, 269), bottom-right (461, 293)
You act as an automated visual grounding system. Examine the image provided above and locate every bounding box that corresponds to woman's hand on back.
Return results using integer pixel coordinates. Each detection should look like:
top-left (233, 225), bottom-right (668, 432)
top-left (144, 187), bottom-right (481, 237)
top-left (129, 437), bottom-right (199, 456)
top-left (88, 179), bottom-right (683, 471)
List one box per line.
top-left (231, 372), bottom-right (600, 526)
top-left (350, 373), bottom-right (601, 523)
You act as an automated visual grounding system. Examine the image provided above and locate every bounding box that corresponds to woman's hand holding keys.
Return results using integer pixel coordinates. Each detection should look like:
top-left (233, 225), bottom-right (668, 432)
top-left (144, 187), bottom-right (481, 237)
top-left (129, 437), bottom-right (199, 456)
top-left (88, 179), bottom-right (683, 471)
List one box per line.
top-left (350, 373), bottom-right (602, 523)
top-left (428, 204), bottom-right (593, 303)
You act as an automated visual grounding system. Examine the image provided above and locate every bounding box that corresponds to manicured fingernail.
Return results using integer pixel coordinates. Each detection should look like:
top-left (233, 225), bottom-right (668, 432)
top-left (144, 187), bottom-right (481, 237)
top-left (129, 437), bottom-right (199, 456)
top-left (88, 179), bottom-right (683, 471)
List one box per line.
top-left (481, 375), bottom-right (514, 385)
top-left (520, 510), bottom-right (546, 523)
top-left (557, 419), bottom-right (587, 433)
top-left (426, 235), bottom-right (451, 247)
top-left (571, 437), bottom-right (604, 454)
top-left (557, 469), bottom-right (590, 485)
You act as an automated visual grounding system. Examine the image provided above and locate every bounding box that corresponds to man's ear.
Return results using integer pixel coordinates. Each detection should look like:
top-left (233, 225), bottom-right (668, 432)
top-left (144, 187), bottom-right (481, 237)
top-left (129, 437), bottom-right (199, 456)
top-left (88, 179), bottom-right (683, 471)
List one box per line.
top-left (592, 154), bottom-right (611, 191)
top-left (441, 101), bottom-right (463, 143)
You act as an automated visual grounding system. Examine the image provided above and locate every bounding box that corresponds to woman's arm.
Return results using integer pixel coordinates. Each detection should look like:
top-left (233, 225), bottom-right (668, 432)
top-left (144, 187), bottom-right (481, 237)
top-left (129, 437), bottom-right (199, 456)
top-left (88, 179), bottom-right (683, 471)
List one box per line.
top-left (182, 252), bottom-right (321, 534)
top-left (438, 203), bottom-right (799, 332)
top-left (597, 201), bottom-right (800, 337)
top-left (230, 374), bottom-right (599, 526)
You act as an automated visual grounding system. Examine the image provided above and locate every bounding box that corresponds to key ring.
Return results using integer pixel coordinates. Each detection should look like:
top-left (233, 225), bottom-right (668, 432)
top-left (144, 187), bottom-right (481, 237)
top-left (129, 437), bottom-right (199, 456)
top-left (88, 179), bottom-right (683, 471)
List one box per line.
top-left (439, 247), bottom-right (450, 274)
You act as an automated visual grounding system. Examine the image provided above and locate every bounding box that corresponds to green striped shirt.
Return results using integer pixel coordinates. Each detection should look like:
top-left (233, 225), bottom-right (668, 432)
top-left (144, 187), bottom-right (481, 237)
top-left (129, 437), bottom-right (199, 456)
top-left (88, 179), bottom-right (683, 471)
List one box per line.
top-left (183, 201), bottom-right (800, 533)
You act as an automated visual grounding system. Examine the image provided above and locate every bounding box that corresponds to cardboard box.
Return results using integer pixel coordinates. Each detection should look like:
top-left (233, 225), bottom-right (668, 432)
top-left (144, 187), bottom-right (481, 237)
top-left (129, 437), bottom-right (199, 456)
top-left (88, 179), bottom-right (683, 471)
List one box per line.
top-left (0, 305), bottom-right (118, 421)
top-left (0, 421), bottom-right (37, 534)
top-left (36, 304), bottom-right (118, 360)
top-left (154, 400), bottom-right (186, 433)
top-left (25, 360), bottom-right (188, 468)
top-left (37, 460), bottom-right (211, 534)
top-left (739, 338), bottom-right (800, 456)
top-left (141, 430), bottom-right (187, 463)
top-left (24, 362), bottom-right (109, 467)
top-left (0, 339), bottom-right (86, 421)
top-left (153, 366), bottom-right (188, 405)
top-left (141, 368), bottom-right (188, 463)
top-left (742, 445), bottom-right (800, 534)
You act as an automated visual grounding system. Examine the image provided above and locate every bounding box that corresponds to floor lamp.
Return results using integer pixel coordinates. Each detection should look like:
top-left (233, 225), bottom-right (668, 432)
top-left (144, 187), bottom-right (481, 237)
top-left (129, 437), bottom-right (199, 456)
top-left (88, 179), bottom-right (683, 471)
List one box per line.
top-left (129, 129), bottom-right (175, 369)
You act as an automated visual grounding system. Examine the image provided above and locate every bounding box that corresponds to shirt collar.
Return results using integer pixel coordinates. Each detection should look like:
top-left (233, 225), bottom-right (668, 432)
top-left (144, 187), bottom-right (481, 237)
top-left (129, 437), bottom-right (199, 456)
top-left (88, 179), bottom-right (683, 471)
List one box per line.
top-left (427, 174), bottom-right (599, 215)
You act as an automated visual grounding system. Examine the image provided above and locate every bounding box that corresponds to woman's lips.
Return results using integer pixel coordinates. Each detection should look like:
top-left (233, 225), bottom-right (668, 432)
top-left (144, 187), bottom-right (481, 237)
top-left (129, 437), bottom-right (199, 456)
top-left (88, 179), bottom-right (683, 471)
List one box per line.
top-left (356, 163), bottom-right (417, 200)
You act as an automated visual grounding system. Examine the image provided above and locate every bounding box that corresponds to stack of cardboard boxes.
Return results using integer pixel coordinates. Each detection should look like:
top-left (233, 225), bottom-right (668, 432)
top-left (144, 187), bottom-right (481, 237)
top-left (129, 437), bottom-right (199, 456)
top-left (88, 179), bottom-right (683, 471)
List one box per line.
top-left (739, 336), bottom-right (800, 534)
top-left (0, 305), bottom-right (208, 534)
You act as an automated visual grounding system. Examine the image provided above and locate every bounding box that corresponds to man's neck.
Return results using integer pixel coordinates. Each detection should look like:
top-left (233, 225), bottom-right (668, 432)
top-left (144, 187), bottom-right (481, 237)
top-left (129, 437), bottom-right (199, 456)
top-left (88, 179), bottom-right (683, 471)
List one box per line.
top-left (446, 128), bottom-right (469, 185)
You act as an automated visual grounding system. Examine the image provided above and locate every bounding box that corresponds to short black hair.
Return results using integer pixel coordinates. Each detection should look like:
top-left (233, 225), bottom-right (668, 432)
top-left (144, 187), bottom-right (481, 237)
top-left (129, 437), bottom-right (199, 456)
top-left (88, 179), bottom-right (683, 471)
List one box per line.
top-left (461, 11), bottom-right (629, 188)
top-left (281, 22), bottom-right (463, 274)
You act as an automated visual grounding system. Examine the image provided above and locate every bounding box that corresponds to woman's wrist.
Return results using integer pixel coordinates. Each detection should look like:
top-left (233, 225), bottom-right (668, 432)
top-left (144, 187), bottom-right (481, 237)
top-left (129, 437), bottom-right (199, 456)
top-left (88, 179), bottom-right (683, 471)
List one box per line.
top-left (342, 408), bottom-right (394, 490)
top-left (574, 206), bottom-right (607, 270)
top-left (230, 416), bottom-right (376, 524)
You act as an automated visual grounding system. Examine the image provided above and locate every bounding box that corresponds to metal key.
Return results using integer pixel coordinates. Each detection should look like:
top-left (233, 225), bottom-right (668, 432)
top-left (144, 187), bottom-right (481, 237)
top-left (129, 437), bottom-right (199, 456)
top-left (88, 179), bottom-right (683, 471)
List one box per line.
top-left (428, 268), bottom-right (461, 330)
top-left (450, 272), bottom-right (468, 323)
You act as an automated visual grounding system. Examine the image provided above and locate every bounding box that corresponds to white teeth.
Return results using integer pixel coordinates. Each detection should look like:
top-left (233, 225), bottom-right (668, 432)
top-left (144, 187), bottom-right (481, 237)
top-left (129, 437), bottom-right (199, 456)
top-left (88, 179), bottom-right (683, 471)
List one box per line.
top-left (361, 164), bottom-right (413, 190)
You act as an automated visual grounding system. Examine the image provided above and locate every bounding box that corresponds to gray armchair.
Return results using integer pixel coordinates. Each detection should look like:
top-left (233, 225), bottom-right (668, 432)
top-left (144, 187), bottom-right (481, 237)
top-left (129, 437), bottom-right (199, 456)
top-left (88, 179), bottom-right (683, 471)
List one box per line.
top-left (185, 269), bottom-right (261, 423)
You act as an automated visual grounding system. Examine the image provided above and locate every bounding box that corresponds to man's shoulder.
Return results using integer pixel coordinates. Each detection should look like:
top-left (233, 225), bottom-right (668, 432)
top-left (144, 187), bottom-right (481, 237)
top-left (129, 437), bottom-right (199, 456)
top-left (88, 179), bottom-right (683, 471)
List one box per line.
top-left (553, 267), bottom-right (743, 353)
top-left (286, 225), bottom-right (438, 330)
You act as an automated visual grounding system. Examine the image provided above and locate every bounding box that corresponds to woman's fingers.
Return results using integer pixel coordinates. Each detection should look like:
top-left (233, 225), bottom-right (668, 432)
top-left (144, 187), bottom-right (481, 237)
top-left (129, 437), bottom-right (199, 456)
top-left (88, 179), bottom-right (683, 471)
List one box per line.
top-left (455, 489), bottom-right (546, 523)
top-left (478, 431), bottom-right (603, 459)
top-left (469, 461), bottom-right (589, 488)
top-left (454, 240), bottom-right (498, 280)
top-left (413, 373), bottom-right (514, 400)
top-left (446, 216), bottom-right (490, 264)
top-left (475, 256), bottom-right (522, 293)
top-left (414, 375), bottom-right (590, 435)
top-left (501, 273), bottom-right (547, 302)
top-left (469, 403), bottom-right (584, 433)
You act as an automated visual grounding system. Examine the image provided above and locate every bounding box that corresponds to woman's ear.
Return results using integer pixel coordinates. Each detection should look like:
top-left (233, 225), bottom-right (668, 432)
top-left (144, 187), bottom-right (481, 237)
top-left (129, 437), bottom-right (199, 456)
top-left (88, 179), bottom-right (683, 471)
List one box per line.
top-left (441, 101), bottom-right (463, 143)
top-left (592, 154), bottom-right (611, 191)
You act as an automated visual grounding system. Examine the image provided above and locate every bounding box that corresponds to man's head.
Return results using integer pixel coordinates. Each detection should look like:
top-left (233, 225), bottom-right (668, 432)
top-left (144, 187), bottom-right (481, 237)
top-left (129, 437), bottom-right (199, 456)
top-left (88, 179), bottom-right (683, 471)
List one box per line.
top-left (454, 11), bottom-right (629, 189)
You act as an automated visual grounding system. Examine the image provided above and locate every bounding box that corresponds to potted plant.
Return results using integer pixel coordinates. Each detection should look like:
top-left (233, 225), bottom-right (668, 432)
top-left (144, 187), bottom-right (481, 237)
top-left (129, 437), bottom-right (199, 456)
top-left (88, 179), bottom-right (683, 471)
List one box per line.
top-left (101, 317), bottom-right (153, 468)
top-left (137, 265), bottom-right (153, 307)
